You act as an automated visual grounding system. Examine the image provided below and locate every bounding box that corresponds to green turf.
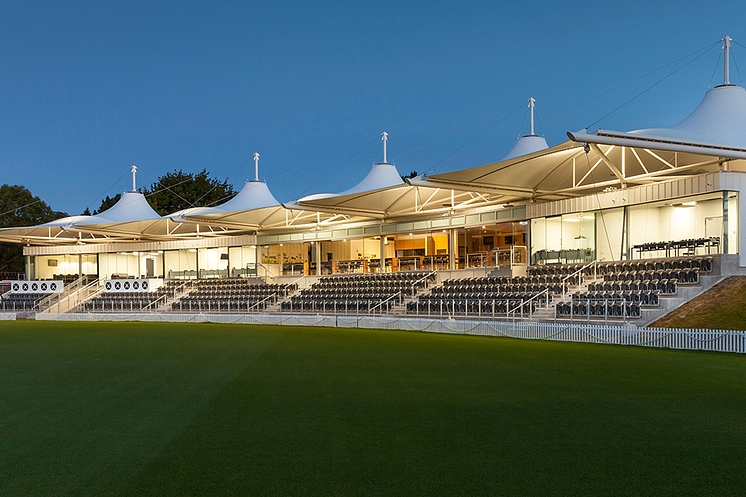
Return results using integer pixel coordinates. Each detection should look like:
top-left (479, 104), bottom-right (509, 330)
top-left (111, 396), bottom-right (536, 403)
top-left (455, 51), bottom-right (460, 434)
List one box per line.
top-left (1, 321), bottom-right (745, 496)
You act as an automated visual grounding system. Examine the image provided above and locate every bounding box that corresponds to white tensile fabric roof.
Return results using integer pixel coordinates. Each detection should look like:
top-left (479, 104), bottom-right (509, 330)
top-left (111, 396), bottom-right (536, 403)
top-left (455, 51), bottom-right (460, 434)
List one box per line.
top-left (174, 180), bottom-right (280, 218)
top-left (62, 191), bottom-right (184, 240)
top-left (166, 180), bottom-right (285, 231)
top-left (502, 135), bottom-right (549, 161)
top-left (413, 82), bottom-right (746, 202)
top-left (285, 156), bottom-right (508, 218)
top-left (0, 192), bottom-right (166, 244)
top-left (171, 180), bottom-right (370, 233)
top-left (8, 47), bottom-right (746, 245)
top-left (0, 215), bottom-right (89, 244)
top-left (569, 85), bottom-right (746, 159)
top-left (75, 192), bottom-right (160, 225)
top-left (292, 162), bottom-right (405, 203)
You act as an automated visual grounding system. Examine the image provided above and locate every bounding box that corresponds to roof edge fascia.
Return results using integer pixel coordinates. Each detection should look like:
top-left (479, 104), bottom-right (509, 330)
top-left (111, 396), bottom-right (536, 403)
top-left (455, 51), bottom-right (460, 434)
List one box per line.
top-left (568, 129), bottom-right (746, 159)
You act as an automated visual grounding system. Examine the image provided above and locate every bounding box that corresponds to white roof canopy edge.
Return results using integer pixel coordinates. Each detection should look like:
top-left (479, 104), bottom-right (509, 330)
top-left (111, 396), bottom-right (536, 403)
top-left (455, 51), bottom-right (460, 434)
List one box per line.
top-left (567, 129), bottom-right (746, 159)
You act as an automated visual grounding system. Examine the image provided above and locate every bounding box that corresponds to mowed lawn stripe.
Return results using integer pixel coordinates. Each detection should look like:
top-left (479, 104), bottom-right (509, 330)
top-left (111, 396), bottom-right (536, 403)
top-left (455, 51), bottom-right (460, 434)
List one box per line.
top-left (1, 322), bottom-right (745, 496)
top-left (0, 321), bottom-right (283, 496)
top-left (115, 326), bottom-right (746, 496)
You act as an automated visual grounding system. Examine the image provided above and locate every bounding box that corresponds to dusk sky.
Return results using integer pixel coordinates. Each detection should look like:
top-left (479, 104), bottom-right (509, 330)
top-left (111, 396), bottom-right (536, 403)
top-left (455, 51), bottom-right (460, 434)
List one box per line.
top-left (1, 1), bottom-right (744, 216)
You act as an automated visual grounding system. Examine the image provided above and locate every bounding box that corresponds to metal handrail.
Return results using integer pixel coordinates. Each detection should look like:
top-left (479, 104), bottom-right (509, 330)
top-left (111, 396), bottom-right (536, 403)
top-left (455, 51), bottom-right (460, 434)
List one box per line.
top-left (35, 276), bottom-right (91, 311)
top-left (369, 291), bottom-right (402, 314)
top-left (466, 251), bottom-right (489, 268)
top-left (507, 287), bottom-right (550, 321)
top-left (247, 294), bottom-right (277, 312)
top-left (51, 277), bottom-right (101, 313)
top-left (410, 270), bottom-right (436, 297)
top-left (140, 293), bottom-right (169, 312)
top-left (285, 275), bottom-right (305, 291)
top-left (561, 260), bottom-right (598, 299)
top-left (257, 263), bottom-right (280, 281)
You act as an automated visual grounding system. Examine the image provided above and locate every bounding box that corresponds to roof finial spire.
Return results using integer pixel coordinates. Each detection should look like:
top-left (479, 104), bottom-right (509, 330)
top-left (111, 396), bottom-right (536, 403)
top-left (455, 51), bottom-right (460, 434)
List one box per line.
top-left (528, 97), bottom-right (536, 136)
top-left (723, 36), bottom-right (732, 86)
top-left (130, 165), bottom-right (137, 192)
top-left (253, 152), bottom-right (260, 182)
top-left (381, 131), bottom-right (388, 164)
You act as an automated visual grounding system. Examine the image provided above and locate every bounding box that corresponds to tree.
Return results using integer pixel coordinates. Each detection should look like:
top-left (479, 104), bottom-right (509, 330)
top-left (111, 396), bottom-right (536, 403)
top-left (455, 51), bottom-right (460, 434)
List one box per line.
top-left (93, 195), bottom-right (120, 214)
top-left (0, 184), bottom-right (68, 273)
top-left (90, 170), bottom-right (236, 217)
top-left (144, 169), bottom-right (236, 216)
top-left (401, 170), bottom-right (418, 181)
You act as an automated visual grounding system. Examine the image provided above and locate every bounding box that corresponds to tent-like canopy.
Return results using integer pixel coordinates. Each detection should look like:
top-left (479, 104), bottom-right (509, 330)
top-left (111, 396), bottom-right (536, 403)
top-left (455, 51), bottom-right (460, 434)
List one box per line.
top-left (290, 132), bottom-right (405, 206)
top-left (166, 179), bottom-right (286, 232)
top-left (0, 215), bottom-right (89, 244)
top-left (413, 77), bottom-right (746, 202)
top-left (569, 84), bottom-right (746, 159)
top-left (286, 180), bottom-right (508, 220)
top-left (501, 98), bottom-right (549, 161)
top-left (279, 131), bottom-right (499, 221)
top-left (571, 36), bottom-right (746, 158)
top-left (285, 158), bottom-right (511, 220)
top-left (0, 191), bottom-right (171, 245)
top-left (171, 165), bottom-right (379, 233)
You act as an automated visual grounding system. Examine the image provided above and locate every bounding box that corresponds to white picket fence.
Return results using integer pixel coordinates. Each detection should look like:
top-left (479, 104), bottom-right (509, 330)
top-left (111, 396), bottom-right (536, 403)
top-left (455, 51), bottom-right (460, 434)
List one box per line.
top-left (34, 312), bottom-right (746, 354)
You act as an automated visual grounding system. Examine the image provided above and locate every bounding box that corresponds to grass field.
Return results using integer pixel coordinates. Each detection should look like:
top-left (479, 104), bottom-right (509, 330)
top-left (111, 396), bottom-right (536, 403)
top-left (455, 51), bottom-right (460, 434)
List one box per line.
top-left (1, 321), bottom-right (746, 496)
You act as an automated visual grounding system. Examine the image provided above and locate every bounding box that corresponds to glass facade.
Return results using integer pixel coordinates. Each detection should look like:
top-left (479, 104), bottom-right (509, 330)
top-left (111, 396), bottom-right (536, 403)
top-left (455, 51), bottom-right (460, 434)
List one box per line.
top-left (530, 192), bottom-right (737, 263)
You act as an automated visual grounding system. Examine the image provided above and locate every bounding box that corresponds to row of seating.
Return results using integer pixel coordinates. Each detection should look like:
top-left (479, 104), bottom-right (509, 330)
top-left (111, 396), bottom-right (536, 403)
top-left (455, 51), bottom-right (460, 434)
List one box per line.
top-left (556, 300), bottom-right (642, 318)
top-left (83, 291), bottom-right (172, 312)
top-left (431, 283), bottom-right (564, 297)
top-left (632, 237), bottom-right (719, 256)
top-left (603, 268), bottom-right (698, 284)
top-left (406, 298), bottom-right (538, 315)
top-left (280, 299), bottom-right (395, 313)
top-left (315, 272), bottom-right (436, 284)
top-left (292, 290), bottom-right (408, 300)
top-left (527, 263), bottom-right (596, 277)
top-left (0, 293), bottom-right (48, 311)
top-left (589, 279), bottom-right (677, 294)
top-left (528, 256), bottom-right (713, 277)
top-left (172, 299), bottom-right (273, 312)
top-left (281, 271), bottom-right (434, 314)
top-left (304, 280), bottom-right (426, 292)
top-left (82, 281), bottom-right (188, 312)
top-left (572, 290), bottom-right (660, 306)
top-left (188, 279), bottom-right (294, 290)
top-left (596, 256), bottom-right (712, 274)
top-left (188, 288), bottom-right (288, 298)
top-left (170, 278), bottom-right (297, 313)
top-left (83, 299), bottom-right (161, 312)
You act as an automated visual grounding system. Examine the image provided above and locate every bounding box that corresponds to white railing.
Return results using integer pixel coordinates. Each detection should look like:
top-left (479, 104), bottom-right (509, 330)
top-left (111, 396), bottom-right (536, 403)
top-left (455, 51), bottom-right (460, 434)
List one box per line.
top-left (44, 278), bottom-right (101, 314)
top-left (34, 313), bottom-right (746, 354)
top-left (410, 271), bottom-right (436, 297)
top-left (247, 294), bottom-right (277, 312)
top-left (369, 291), bottom-right (402, 314)
top-left (507, 288), bottom-right (551, 321)
top-left (257, 263), bottom-right (280, 281)
top-left (561, 260), bottom-right (598, 299)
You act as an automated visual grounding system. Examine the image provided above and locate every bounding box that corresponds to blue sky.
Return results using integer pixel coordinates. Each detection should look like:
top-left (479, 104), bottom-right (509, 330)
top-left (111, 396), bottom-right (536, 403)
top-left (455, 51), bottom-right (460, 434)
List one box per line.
top-left (0, 0), bottom-right (743, 215)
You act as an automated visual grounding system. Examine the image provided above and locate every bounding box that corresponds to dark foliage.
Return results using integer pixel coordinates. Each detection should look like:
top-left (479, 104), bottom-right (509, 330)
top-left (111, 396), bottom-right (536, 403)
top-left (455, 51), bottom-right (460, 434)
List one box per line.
top-left (0, 184), bottom-right (67, 272)
top-left (93, 195), bottom-right (121, 214)
top-left (143, 169), bottom-right (236, 216)
top-left (91, 169), bottom-right (235, 217)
